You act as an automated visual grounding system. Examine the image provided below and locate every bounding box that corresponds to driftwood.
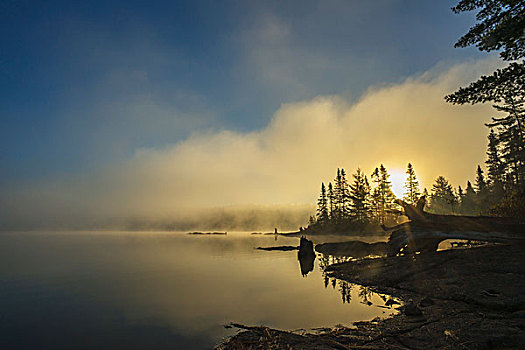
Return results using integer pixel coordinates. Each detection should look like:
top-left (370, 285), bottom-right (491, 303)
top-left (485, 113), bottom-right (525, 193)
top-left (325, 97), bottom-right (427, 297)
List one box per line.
top-left (385, 196), bottom-right (525, 255)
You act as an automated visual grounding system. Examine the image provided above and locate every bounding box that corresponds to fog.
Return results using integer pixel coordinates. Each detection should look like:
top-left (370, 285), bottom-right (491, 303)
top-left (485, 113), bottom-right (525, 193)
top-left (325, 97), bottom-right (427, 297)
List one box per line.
top-left (0, 58), bottom-right (502, 230)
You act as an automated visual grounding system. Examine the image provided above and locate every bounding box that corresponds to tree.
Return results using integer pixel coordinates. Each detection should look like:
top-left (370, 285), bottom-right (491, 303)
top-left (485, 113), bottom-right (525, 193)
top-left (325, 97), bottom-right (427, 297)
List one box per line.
top-left (451, 0), bottom-right (525, 61)
top-left (446, 0), bottom-right (525, 192)
top-left (403, 163), bottom-right (421, 205)
top-left (340, 169), bottom-right (351, 220)
top-left (316, 183), bottom-right (329, 226)
top-left (370, 165), bottom-right (396, 224)
top-left (475, 165), bottom-right (491, 214)
top-left (332, 169), bottom-right (343, 223)
top-left (487, 111), bottom-right (525, 186)
top-left (327, 182), bottom-right (336, 222)
top-left (486, 128), bottom-right (505, 185)
top-left (457, 185), bottom-right (465, 207)
top-left (461, 180), bottom-right (478, 215)
top-left (349, 168), bottom-right (371, 223)
top-left (370, 167), bottom-right (382, 223)
top-left (429, 176), bottom-right (457, 214)
top-left (379, 165), bottom-right (397, 222)
top-left (475, 165), bottom-right (487, 193)
top-left (446, 64), bottom-right (525, 173)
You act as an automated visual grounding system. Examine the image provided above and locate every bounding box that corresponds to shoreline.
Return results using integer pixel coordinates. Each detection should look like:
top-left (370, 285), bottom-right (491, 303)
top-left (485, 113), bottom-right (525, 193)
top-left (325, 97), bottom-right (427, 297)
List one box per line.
top-left (216, 243), bottom-right (525, 349)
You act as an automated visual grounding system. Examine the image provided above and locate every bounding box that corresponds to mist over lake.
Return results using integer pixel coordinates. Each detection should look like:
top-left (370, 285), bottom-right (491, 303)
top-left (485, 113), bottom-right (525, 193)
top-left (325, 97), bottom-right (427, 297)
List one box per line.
top-left (0, 231), bottom-right (397, 349)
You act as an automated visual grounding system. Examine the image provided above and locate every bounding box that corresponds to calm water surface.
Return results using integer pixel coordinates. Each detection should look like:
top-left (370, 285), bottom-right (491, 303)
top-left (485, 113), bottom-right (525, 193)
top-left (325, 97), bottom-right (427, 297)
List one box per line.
top-left (0, 231), bottom-right (398, 349)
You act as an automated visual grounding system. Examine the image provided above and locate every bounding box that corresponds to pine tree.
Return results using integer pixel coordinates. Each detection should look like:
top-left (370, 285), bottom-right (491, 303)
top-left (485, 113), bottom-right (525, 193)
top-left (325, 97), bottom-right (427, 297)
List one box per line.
top-left (379, 164), bottom-right (396, 223)
top-left (457, 185), bottom-right (465, 210)
top-left (349, 168), bottom-right (371, 223)
top-left (429, 176), bottom-right (457, 214)
top-left (316, 183), bottom-right (329, 226)
top-left (461, 181), bottom-right (478, 215)
top-left (403, 163), bottom-right (421, 205)
top-left (487, 112), bottom-right (525, 187)
top-left (340, 169), bottom-right (351, 221)
top-left (332, 169), bottom-right (342, 223)
top-left (370, 168), bottom-right (382, 224)
top-left (370, 165), bottom-right (396, 224)
top-left (486, 128), bottom-right (505, 185)
top-left (475, 165), bottom-right (491, 214)
top-left (450, 0), bottom-right (525, 61)
top-left (327, 182), bottom-right (336, 223)
top-left (475, 165), bottom-right (487, 193)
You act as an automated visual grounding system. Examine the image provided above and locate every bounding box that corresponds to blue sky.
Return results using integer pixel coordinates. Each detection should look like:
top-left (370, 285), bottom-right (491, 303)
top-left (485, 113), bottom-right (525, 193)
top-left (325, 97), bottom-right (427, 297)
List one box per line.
top-left (0, 0), bottom-right (484, 186)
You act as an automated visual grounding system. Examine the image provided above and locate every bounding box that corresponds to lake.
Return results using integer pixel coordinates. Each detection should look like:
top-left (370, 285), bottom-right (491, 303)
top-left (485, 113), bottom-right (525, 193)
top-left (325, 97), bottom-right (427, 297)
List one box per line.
top-left (0, 231), bottom-right (399, 349)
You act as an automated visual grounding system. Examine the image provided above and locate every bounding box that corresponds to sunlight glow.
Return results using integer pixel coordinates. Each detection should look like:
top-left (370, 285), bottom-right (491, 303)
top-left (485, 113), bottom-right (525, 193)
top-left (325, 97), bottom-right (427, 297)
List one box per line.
top-left (389, 169), bottom-right (407, 199)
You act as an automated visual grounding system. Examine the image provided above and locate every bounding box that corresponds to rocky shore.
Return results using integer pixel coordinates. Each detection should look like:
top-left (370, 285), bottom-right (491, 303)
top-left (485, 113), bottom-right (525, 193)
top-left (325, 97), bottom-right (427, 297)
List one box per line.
top-left (216, 243), bottom-right (525, 349)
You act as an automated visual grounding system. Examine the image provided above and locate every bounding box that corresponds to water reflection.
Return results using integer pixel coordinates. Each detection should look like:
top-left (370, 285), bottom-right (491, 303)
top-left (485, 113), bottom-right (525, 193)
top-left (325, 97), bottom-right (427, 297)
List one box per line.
top-left (298, 237), bottom-right (315, 277)
top-left (298, 252), bottom-right (315, 276)
top-left (318, 253), bottom-right (402, 310)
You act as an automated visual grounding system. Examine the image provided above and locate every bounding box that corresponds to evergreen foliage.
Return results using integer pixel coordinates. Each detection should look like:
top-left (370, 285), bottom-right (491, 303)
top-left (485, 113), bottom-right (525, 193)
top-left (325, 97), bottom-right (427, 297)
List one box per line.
top-left (446, 0), bottom-right (525, 217)
top-left (349, 168), bottom-right (371, 223)
top-left (486, 128), bottom-right (505, 184)
top-left (451, 0), bottom-right (525, 61)
top-left (403, 163), bottom-right (421, 205)
top-left (309, 165), bottom-right (400, 232)
top-left (429, 176), bottom-right (457, 214)
top-left (316, 183), bottom-right (329, 226)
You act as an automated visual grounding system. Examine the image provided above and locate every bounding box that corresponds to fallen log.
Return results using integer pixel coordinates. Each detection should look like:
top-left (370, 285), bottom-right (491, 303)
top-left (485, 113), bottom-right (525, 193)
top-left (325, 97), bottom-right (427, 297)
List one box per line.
top-left (386, 197), bottom-right (525, 255)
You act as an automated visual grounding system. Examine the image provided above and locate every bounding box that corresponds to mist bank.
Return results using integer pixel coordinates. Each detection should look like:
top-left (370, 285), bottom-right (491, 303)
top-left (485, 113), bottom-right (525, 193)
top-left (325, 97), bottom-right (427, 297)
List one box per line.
top-left (0, 204), bottom-right (313, 232)
top-left (0, 58), bottom-right (504, 230)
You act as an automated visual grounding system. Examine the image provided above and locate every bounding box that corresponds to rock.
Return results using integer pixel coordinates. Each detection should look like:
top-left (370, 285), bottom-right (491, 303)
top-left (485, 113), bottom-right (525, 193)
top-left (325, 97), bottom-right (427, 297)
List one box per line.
top-left (403, 302), bottom-right (423, 317)
top-left (511, 310), bottom-right (525, 318)
top-left (419, 297), bottom-right (435, 307)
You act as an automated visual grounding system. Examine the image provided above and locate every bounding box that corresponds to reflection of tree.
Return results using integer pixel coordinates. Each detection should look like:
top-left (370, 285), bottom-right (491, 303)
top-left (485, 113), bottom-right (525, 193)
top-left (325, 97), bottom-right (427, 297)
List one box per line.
top-left (338, 280), bottom-right (352, 304)
top-left (318, 255), bottom-right (353, 271)
top-left (358, 286), bottom-right (374, 305)
top-left (319, 253), bottom-right (400, 307)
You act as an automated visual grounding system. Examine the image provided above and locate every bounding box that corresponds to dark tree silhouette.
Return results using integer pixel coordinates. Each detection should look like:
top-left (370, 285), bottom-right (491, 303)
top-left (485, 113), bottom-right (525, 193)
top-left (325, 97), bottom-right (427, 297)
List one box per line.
top-left (403, 163), bottom-right (421, 205)
top-left (486, 128), bottom-right (505, 185)
top-left (461, 180), bottom-right (478, 215)
top-left (316, 183), bottom-right (329, 226)
top-left (446, 0), bottom-right (525, 217)
top-left (451, 0), bottom-right (525, 61)
top-left (327, 182), bottom-right (336, 221)
top-left (429, 176), bottom-right (457, 214)
top-left (349, 168), bottom-right (371, 223)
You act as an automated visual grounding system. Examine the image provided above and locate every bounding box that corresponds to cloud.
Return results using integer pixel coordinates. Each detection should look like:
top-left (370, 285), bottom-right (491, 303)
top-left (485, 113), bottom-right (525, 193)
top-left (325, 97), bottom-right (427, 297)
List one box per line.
top-left (0, 58), bottom-right (503, 229)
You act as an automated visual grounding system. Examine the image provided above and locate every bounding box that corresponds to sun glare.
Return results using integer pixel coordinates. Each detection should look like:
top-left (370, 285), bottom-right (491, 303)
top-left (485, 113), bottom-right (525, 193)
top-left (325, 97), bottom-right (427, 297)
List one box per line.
top-left (389, 169), bottom-right (406, 199)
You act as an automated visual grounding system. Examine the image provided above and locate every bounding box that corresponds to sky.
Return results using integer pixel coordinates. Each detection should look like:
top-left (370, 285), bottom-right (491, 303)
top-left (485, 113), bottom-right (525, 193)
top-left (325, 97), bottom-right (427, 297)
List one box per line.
top-left (0, 0), bottom-right (504, 228)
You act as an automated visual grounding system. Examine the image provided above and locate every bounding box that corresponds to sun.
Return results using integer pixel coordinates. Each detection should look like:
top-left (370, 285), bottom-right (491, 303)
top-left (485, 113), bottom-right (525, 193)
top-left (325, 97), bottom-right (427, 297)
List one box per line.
top-left (389, 169), bottom-right (407, 199)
